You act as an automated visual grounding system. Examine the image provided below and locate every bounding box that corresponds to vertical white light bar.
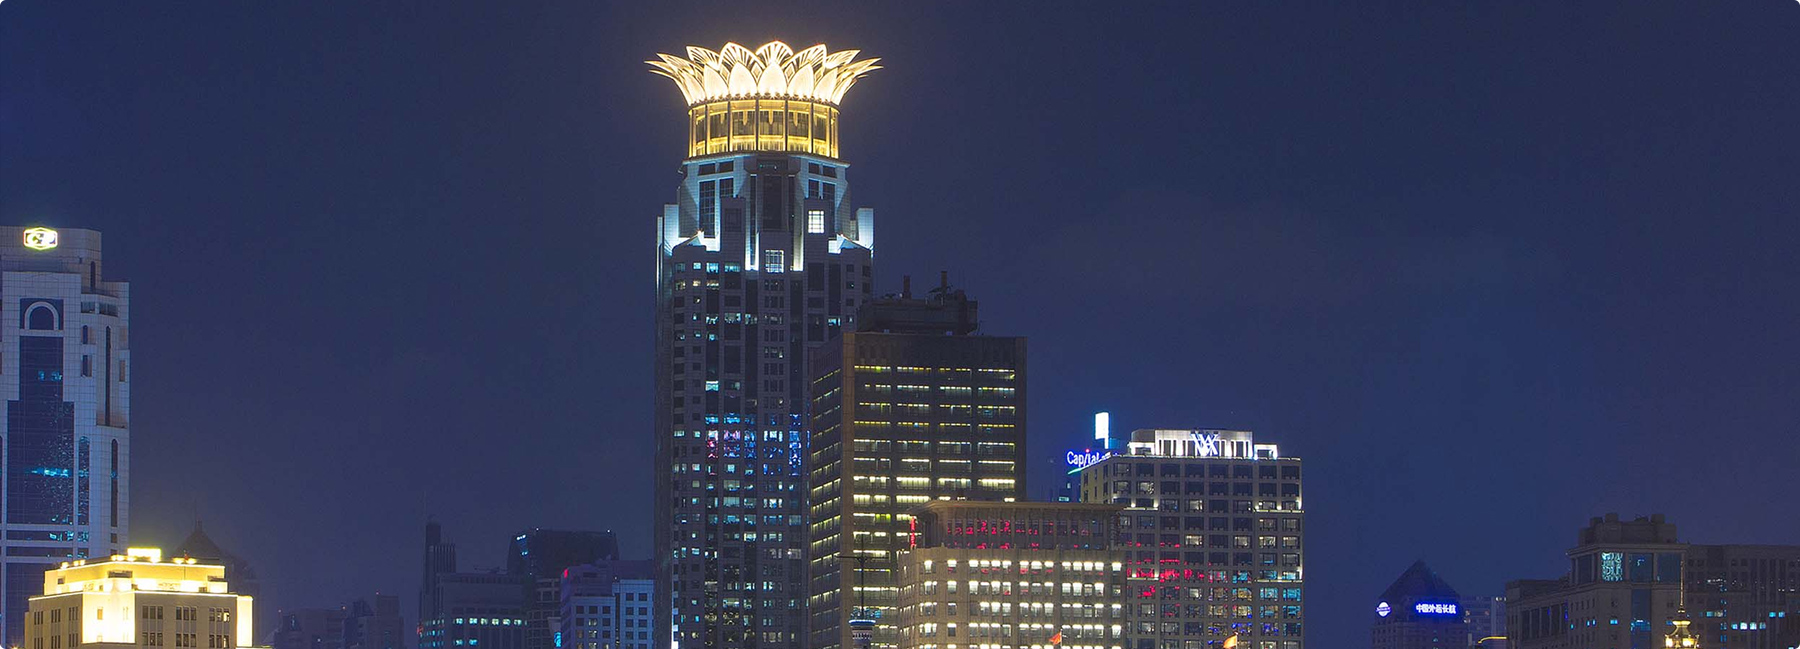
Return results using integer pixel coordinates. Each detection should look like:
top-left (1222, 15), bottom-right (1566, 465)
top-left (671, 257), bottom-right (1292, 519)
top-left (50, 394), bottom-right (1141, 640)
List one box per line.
top-left (1094, 412), bottom-right (1110, 450)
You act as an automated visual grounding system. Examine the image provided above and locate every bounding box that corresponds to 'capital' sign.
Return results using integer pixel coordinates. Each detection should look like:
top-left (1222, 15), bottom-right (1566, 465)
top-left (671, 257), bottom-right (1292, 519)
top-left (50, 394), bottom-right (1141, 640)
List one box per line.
top-left (1065, 449), bottom-right (1113, 470)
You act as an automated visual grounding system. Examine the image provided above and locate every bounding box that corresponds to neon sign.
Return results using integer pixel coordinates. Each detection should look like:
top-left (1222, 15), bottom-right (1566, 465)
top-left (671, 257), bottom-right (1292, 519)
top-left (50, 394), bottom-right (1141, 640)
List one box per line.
top-left (22, 227), bottom-right (58, 251)
top-left (1066, 449), bottom-right (1113, 470)
top-left (1414, 602), bottom-right (1459, 616)
top-left (1376, 602), bottom-right (1391, 617)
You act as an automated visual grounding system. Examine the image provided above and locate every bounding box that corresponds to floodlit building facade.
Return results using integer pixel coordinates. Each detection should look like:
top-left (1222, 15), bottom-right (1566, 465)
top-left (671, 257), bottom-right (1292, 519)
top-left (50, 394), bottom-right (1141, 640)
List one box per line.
top-left (1, 226), bottom-right (131, 646)
top-left (1505, 514), bottom-right (1687, 649)
top-left (1076, 429), bottom-right (1304, 649)
top-left (23, 548), bottom-right (253, 649)
top-left (894, 502), bottom-right (1127, 649)
top-left (808, 282), bottom-right (1027, 649)
top-left (648, 41), bottom-right (881, 649)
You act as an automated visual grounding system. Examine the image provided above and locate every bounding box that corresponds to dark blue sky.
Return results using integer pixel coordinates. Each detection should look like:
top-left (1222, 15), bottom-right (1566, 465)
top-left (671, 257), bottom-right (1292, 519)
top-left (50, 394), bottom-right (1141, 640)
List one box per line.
top-left (4, 0), bottom-right (1798, 642)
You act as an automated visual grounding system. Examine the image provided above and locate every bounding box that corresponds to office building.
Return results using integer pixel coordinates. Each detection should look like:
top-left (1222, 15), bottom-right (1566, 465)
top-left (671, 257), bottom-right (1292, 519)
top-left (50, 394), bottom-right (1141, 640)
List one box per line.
top-left (419, 523), bottom-right (527, 649)
top-left (808, 279), bottom-right (1027, 649)
top-left (273, 608), bottom-right (346, 649)
top-left (894, 501), bottom-right (1126, 649)
top-left (508, 530), bottom-right (621, 649)
top-left (343, 597), bottom-right (406, 649)
top-left (1683, 545), bottom-right (1799, 649)
top-left (558, 561), bottom-right (655, 649)
top-left (1077, 428), bottom-right (1304, 649)
top-left (1370, 561), bottom-right (1467, 649)
top-left (1505, 513), bottom-right (1687, 649)
top-left (1, 226), bottom-right (131, 645)
top-left (648, 41), bottom-right (881, 649)
top-left (23, 547), bottom-right (254, 649)
top-left (274, 596), bottom-right (405, 649)
top-left (1461, 596), bottom-right (1507, 648)
top-left (175, 522), bottom-right (262, 638)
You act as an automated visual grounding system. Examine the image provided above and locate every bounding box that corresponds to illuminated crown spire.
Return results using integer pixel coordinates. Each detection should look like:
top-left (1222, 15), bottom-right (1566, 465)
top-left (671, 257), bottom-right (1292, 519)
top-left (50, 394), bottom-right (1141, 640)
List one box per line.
top-left (647, 41), bottom-right (880, 105)
top-left (1665, 608), bottom-right (1699, 648)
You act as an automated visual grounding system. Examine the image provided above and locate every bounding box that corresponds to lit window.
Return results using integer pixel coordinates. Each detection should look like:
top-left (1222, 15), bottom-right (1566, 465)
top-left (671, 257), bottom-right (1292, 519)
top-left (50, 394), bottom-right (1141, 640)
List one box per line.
top-left (764, 250), bottom-right (786, 273)
top-left (807, 210), bottom-right (825, 234)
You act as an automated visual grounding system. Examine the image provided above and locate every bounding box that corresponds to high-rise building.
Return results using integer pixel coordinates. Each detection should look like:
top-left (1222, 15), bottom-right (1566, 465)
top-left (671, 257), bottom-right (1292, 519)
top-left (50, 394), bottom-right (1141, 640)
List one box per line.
top-left (419, 523), bottom-right (527, 649)
top-left (508, 529), bottom-right (621, 649)
top-left (648, 41), bottom-right (881, 649)
top-left (1683, 544), bottom-right (1799, 649)
top-left (1505, 513), bottom-right (1687, 649)
top-left (893, 501), bottom-right (1127, 649)
top-left (24, 547), bottom-right (254, 649)
top-left (274, 595), bottom-right (406, 649)
top-left (342, 596), bottom-right (407, 649)
top-left (1370, 560), bottom-right (1467, 649)
top-left (1461, 595), bottom-right (1507, 648)
top-left (273, 607), bottom-right (347, 649)
top-left (1, 226), bottom-right (131, 646)
top-left (558, 561), bottom-right (655, 649)
top-left (1076, 428), bottom-right (1304, 649)
top-left (808, 279), bottom-right (1027, 649)
top-left (174, 522), bottom-right (262, 638)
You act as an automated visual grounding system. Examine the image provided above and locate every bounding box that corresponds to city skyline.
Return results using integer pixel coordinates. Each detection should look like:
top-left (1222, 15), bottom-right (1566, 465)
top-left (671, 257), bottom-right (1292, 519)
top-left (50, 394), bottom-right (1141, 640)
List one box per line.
top-left (3, 1), bottom-right (1799, 645)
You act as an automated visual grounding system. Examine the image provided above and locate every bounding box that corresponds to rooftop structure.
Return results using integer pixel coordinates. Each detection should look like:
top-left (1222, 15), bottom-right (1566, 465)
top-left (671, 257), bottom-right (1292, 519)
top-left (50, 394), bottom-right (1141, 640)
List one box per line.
top-left (25, 547), bottom-right (257, 649)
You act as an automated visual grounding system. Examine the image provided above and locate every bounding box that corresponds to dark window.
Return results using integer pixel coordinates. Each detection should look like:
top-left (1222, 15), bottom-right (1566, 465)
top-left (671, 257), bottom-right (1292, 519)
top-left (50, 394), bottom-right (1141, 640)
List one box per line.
top-left (26, 305), bottom-right (56, 331)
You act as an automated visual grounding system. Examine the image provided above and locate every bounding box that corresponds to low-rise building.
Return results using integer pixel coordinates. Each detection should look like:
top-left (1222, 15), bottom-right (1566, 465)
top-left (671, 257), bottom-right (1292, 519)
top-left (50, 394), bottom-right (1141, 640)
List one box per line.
top-left (894, 501), bottom-right (1126, 649)
top-left (24, 547), bottom-right (257, 649)
top-left (1683, 544), bottom-right (1800, 649)
top-left (557, 561), bottom-right (654, 649)
top-left (1505, 514), bottom-right (1686, 649)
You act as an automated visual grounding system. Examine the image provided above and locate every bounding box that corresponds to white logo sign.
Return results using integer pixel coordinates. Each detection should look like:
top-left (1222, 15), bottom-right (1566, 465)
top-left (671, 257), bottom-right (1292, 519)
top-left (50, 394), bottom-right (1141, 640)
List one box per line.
top-left (22, 227), bottom-right (58, 251)
top-left (1191, 432), bottom-right (1221, 457)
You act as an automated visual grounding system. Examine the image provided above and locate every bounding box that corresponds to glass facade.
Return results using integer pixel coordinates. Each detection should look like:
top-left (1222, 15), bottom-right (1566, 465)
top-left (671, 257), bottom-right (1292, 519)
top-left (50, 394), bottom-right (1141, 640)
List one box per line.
top-left (0, 227), bottom-right (132, 646)
top-left (687, 100), bottom-right (840, 159)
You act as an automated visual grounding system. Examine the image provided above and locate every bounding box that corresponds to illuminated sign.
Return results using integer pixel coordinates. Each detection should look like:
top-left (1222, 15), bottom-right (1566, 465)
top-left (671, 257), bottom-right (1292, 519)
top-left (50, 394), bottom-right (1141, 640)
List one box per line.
top-left (1066, 449), bottom-right (1113, 471)
top-left (1414, 602), bottom-right (1459, 616)
top-left (1376, 602), bottom-right (1391, 618)
top-left (1191, 431), bottom-right (1221, 457)
top-left (22, 227), bottom-right (58, 251)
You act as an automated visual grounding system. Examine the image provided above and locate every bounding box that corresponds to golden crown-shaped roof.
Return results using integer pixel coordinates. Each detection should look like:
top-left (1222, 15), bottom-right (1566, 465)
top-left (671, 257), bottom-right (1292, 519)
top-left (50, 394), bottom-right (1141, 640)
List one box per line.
top-left (648, 41), bottom-right (880, 106)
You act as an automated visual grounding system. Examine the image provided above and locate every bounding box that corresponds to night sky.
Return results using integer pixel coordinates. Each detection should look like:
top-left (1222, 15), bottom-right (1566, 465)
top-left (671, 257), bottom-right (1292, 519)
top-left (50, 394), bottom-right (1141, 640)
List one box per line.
top-left (3, 1), bottom-right (1798, 643)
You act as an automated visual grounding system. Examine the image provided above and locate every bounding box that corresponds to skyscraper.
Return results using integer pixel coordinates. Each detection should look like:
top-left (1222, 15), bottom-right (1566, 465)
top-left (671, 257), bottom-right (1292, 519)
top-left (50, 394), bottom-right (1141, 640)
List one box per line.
top-left (0, 226), bottom-right (131, 646)
top-left (1370, 561), bottom-right (1468, 649)
top-left (648, 41), bottom-right (881, 649)
top-left (1077, 428), bottom-right (1304, 649)
top-left (807, 279), bottom-right (1027, 649)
